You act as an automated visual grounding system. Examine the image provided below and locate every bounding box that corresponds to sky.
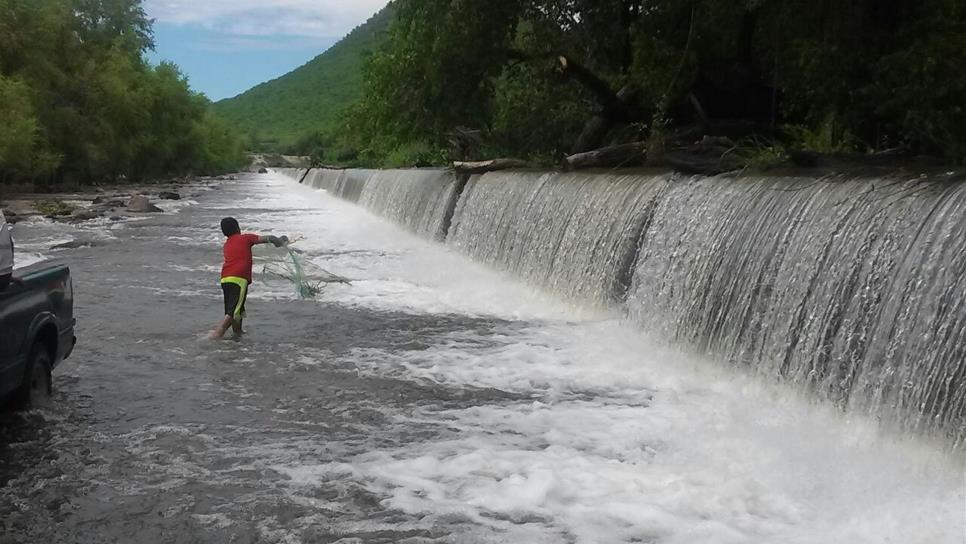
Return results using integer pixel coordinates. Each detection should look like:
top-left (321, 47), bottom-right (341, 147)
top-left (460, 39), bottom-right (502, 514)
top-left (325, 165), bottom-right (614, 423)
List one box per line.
top-left (143, 0), bottom-right (390, 101)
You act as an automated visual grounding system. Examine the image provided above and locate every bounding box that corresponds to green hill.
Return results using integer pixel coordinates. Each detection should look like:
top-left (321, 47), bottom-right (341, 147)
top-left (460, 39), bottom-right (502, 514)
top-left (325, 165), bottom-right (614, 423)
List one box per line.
top-left (213, 5), bottom-right (394, 151)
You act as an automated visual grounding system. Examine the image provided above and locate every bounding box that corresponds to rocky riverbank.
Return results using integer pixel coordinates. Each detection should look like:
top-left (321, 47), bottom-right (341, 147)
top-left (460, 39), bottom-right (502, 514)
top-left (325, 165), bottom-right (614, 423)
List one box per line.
top-left (0, 175), bottom-right (239, 224)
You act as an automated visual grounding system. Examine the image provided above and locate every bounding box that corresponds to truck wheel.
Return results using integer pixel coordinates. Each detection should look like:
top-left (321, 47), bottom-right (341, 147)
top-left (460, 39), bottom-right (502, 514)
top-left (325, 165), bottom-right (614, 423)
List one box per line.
top-left (10, 343), bottom-right (53, 410)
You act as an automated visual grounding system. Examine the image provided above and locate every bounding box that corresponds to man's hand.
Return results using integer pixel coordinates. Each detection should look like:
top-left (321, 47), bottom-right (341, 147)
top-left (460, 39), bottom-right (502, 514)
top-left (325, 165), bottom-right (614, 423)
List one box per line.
top-left (267, 235), bottom-right (289, 247)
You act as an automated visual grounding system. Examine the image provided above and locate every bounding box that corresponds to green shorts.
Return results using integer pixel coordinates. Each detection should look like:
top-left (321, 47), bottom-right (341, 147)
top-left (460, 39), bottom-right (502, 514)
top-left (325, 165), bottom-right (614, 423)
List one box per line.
top-left (221, 276), bottom-right (249, 319)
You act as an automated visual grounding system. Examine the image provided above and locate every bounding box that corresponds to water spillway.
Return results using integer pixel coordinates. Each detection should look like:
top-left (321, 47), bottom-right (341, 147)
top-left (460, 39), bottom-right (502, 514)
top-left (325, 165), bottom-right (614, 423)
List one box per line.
top-left (358, 169), bottom-right (463, 241)
top-left (627, 174), bottom-right (966, 443)
top-left (297, 168), bottom-right (461, 239)
top-left (276, 167), bottom-right (966, 446)
top-left (448, 170), bottom-right (667, 304)
top-left (300, 168), bottom-right (374, 203)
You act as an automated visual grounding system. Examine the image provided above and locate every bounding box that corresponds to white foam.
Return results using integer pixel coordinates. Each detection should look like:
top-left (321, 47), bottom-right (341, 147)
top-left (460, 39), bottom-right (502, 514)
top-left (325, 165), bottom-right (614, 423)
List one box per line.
top-left (13, 251), bottom-right (45, 269)
top-left (333, 319), bottom-right (965, 543)
top-left (238, 174), bottom-right (966, 543)
top-left (239, 175), bottom-right (606, 321)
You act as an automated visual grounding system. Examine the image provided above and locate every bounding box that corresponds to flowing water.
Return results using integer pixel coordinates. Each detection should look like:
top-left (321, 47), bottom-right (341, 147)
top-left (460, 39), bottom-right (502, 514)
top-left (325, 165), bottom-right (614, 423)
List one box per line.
top-left (289, 167), bottom-right (966, 444)
top-left (447, 171), bottom-right (667, 304)
top-left (0, 172), bottom-right (963, 543)
top-left (627, 174), bottom-right (966, 444)
top-left (357, 170), bottom-right (462, 241)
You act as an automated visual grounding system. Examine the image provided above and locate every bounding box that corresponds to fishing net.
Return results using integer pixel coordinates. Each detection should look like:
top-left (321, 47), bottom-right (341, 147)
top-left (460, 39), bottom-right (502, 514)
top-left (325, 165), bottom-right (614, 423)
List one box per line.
top-left (254, 241), bottom-right (351, 299)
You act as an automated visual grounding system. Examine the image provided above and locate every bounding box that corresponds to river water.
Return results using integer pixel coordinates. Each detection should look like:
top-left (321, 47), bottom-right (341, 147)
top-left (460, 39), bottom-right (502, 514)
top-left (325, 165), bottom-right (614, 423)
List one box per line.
top-left (0, 173), bottom-right (963, 543)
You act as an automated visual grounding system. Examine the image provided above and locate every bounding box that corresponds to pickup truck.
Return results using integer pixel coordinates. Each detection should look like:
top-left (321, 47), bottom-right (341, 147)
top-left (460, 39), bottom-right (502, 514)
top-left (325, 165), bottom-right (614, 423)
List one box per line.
top-left (0, 262), bottom-right (76, 410)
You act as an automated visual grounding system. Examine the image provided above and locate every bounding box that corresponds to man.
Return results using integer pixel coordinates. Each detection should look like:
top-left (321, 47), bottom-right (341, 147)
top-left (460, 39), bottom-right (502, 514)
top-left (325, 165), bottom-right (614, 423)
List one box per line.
top-left (0, 211), bottom-right (13, 291)
top-left (209, 217), bottom-right (287, 340)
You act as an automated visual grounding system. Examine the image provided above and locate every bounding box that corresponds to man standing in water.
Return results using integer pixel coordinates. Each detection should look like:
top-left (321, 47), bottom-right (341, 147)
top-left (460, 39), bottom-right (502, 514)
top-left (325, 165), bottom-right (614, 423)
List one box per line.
top-left (209, 217), bottom-right (288, 340)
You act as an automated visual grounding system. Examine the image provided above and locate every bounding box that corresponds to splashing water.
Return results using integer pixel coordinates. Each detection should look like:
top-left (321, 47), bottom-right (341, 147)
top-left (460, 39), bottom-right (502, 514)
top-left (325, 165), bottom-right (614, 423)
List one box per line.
top-left (256, 243), bottom-right (351, 298)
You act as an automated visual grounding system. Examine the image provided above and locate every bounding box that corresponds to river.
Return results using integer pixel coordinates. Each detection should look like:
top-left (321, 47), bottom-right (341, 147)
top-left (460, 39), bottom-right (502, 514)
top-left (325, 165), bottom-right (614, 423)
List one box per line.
top-left (0, 173), bottom-right (962, 543)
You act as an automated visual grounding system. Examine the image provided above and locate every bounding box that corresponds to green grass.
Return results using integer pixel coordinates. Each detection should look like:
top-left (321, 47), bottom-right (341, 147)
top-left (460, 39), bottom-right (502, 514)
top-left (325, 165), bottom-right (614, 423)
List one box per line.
top-left (213, 5), bottom-right (394, 151)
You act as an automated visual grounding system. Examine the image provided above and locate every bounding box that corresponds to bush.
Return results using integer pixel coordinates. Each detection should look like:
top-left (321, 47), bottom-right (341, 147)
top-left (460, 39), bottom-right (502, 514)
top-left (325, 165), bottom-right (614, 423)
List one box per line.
top-left (36, 199), bottom-right (76, 216)
top-left (382, 141), bottom-right (447, 168)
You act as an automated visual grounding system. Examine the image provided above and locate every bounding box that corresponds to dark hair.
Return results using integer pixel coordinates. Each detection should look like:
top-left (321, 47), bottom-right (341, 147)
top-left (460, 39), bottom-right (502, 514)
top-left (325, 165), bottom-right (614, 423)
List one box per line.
top-left (220, 217), bottom-right (240, 237)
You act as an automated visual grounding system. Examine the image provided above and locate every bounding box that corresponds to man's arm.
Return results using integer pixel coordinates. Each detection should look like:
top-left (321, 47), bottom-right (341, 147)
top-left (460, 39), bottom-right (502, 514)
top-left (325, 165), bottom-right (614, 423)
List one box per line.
top-left (255, 235), bottom-right (288, 247)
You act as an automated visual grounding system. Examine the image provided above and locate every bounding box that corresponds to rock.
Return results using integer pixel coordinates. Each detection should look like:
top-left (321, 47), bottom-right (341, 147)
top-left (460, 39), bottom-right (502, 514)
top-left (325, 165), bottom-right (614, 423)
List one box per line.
top-left (70, 210), bottom-right (100, 221)
top-left (127, 195), bottom-right (162, 213)
top-left (53, 239), bottom-right (102, 249)
top-left (257, 168), bottom-right (268, 174)
top-left (100, 199), bottom-right (125, 209)
top-left (157, 191), bottom-right (181, 200)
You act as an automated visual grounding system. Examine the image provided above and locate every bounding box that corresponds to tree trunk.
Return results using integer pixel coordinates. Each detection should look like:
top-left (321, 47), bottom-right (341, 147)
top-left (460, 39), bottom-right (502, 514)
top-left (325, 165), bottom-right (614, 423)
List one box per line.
top-left (571, 115), bottom-right (617, 155)
top-left (564, 142), bottom-right (646, 170)
top-left (452, 158), bottom-right (531, 174)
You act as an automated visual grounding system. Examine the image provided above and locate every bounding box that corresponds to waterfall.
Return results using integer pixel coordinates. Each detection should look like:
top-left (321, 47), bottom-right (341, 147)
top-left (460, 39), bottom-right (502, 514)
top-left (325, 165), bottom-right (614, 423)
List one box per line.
top-left (300, 168), bottom-right (374, 203)
top-left (276, 166), bottom-right (966, 445)
top-left (357, 169), bottom-right (463, 240)
top-left (626, 174), bottom-right (966, 445)
top-left (447, 171), bottom-right (667, 304)
top-left (280, 168), bottom-right (461, 239)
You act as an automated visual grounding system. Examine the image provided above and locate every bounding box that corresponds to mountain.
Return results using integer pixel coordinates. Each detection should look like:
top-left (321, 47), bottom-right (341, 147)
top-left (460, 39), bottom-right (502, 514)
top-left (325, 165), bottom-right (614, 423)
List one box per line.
top-left (213, 5), bottom-right (394, 151)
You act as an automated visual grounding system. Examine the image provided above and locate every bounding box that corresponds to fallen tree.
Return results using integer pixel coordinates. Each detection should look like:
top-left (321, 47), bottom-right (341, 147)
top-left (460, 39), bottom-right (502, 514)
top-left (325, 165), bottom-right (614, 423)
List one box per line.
top-left (564, 142), bottom-right (647, 170)
top-left (452, 158), bottom-right (532, 174)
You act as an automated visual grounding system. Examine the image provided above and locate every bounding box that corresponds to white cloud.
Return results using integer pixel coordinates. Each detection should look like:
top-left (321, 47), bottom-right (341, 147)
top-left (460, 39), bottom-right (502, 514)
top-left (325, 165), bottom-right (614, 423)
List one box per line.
top-left (144, 0), bottom-right (390, 40)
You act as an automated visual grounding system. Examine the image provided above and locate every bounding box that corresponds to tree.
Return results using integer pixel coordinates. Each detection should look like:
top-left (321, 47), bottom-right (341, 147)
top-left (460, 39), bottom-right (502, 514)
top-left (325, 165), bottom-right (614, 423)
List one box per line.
top-left (0, 0), bottom-right (248, 185)
top-left (0, 75), bottom-right (59, 182)
top-left (345, 0), bottom-right (966, 165)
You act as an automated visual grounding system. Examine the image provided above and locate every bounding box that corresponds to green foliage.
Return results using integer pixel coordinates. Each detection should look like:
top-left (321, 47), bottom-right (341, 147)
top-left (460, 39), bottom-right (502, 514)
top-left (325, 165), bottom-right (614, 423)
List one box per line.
top-left (784, 115), bottom-right (858, 155)
top-left (0, 0), bottom-right (247, 185)
top-left (382, 141), bottom-right (447, 168)
top-left (213, 6), bottom-right (396, 152)
top-left (327, 0), bottom-right (966, 166)
top-left (0, 75), bottom-right (60, 181)
top-left (741, 143), bottom-right (789, 171)
top-left (869, 14), bottom-right (966, 161)
top-left (35, 199), bottom-right (76, 216)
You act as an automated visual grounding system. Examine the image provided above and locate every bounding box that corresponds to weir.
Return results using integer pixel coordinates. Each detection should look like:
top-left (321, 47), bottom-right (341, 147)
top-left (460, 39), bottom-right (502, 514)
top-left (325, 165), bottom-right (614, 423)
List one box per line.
top-left (448, 170), bottom-right (667, 303)
top-left (276, 167), bottom-right (966, 446)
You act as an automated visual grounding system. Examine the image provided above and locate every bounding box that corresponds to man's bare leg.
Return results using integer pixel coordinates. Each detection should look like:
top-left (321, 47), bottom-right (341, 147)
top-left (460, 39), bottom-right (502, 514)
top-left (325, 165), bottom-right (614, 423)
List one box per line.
top-left (231, 318), bottom-right (244, 338)
top-left (208, 315), bottom-right (233, 340)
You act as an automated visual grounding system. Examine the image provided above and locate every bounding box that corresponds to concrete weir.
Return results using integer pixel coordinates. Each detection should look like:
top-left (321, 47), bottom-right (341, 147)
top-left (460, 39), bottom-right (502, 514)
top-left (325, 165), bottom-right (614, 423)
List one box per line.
top-left (276, 166), bottom-right (966, 446)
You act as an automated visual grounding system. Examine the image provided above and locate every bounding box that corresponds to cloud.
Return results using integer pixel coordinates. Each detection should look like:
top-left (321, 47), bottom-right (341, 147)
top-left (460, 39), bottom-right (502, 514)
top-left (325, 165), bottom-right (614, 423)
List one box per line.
top-left (144, 0), bottom-right (390, 43)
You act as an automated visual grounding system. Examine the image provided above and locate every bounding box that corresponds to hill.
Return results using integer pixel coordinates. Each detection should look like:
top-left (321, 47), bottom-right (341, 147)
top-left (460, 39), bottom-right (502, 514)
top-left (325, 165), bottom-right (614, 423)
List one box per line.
top-left (213, 5), bottom-right (394, 151)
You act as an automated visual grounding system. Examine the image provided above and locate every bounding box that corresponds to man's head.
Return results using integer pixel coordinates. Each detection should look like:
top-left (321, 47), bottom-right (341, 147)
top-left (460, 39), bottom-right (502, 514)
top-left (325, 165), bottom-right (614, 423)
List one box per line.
top-left (220, 217), bottom-right (241, 237)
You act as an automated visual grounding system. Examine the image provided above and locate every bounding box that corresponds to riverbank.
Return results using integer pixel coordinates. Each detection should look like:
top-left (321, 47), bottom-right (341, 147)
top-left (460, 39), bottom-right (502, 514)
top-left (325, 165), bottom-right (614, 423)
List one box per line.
top-left (0, 175), bottom-right (240, 224)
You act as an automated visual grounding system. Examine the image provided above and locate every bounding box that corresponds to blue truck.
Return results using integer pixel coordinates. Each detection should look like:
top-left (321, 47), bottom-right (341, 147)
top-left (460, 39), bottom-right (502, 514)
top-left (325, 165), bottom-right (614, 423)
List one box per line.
top-left (0, 212), bottom-right (75, 409)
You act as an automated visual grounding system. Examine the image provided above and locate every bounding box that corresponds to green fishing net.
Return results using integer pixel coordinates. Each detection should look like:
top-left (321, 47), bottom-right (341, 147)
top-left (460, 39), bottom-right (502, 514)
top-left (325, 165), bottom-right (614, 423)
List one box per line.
top-left (254, 243), bottom-right (351, 299)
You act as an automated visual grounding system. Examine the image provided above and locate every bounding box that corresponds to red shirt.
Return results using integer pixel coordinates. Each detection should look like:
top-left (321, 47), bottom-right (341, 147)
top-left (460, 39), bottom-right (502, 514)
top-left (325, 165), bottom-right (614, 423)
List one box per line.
top-left (221, 233), bottom-right (260, 282)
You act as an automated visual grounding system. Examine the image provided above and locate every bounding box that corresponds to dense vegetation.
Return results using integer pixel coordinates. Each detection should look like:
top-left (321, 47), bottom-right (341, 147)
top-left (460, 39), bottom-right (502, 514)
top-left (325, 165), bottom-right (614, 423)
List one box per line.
top-left (213, 6), bottom-right (395, 154)
top-left (329, 0), bottom-right (966, 167)
top-left (0, 0), bottom-right (247, 186)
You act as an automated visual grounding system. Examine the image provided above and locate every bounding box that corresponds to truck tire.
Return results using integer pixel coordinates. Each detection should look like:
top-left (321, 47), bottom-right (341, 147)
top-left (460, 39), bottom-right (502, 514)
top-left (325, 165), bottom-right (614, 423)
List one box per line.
top-left (10, 343), bottom-right (53, 410)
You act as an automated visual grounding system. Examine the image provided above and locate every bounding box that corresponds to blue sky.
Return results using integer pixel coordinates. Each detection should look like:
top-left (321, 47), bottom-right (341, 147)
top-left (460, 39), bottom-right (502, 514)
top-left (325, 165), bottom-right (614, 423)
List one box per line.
top-left (143, 0), bottom-right (389, 101)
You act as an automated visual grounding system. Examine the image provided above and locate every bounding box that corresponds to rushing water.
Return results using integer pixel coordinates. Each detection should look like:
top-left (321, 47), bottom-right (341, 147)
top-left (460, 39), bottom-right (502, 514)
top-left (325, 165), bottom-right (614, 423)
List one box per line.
top-left (301, 168), bottom-right (374, 203)
top-left (282, 167), bottom-right (966, 445)
top-left (628, 173), bottom-right (966, 445)
top-left (448, 171), bottom-right (667, 304)
top-left (1, 172), bottom-right (962, 543)
top-left (358, 169), bottom-right (463, 241)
